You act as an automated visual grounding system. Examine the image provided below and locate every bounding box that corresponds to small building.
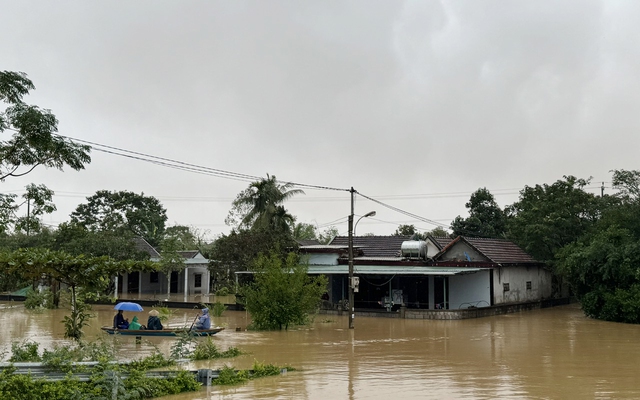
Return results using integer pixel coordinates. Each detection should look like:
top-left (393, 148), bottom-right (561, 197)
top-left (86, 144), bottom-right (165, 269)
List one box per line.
top-left (300, 235), bottom-right (554, 313)
top-left (115, 238), bottom-right (211, 299)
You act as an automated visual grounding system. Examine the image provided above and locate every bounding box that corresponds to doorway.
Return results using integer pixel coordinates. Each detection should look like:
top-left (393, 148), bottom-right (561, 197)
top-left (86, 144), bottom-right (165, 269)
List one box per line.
top-left (434, 276), bottom-right (449, 309)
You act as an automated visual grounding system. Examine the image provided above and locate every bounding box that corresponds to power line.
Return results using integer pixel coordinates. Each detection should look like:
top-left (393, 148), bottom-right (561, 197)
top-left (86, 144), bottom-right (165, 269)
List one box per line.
top-left (61, 135), bottom-right (349, 192)
top-left (356, 191), bottom-right (450, 229)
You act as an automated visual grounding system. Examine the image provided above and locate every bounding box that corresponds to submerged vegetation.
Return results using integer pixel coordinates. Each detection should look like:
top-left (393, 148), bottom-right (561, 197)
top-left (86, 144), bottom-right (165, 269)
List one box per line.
top-left (211, 361), bottom-right (295, 386)
top-left (169, 331), bottom-right (241, 361)
top-left (1, 340), bottom-right (197, 399)
top-left (1, 339), bottom-right (293, 398)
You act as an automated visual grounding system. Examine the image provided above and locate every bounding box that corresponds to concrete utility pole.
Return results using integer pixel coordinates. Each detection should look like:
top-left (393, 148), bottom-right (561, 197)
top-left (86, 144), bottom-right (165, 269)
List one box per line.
top-left (348, 187), bottom-right (355, 329)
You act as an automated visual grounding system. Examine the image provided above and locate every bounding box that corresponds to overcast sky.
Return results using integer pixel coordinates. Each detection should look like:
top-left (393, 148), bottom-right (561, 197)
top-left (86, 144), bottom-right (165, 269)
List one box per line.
top-left (2, 1), bottom-right (639, 239)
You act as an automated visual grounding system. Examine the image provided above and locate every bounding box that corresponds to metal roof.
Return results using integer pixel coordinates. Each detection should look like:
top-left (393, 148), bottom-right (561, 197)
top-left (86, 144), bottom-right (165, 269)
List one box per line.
top-left (329, 236), bottom-right (411, 257)
top-left (237, 265), bottom-right (487, 275)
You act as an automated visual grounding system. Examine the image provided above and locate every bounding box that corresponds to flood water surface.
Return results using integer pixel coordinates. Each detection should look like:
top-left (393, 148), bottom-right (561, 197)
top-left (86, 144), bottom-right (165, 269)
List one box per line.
top-left (1, 303), bottom-right (639, 399)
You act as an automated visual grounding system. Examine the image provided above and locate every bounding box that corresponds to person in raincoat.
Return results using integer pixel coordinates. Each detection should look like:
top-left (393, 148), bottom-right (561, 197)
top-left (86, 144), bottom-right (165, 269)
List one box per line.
top-left (193, 308), bottom-right (211, 330)
top-left (129, 316), bottom-right (143, 330)
top-left (147, 309), bottom-right (163, 330)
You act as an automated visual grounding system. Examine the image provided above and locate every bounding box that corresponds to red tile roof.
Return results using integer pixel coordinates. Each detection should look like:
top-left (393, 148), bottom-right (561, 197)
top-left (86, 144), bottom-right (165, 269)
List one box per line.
top-left (437, 236), bottom-right (538, 264)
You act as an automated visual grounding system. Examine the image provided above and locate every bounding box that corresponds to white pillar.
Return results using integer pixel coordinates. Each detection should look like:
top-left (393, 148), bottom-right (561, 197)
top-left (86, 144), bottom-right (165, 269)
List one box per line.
top-left (184, 267), bottom-right (189, 302)
top-left (114, 276), bottom-right (119, 299)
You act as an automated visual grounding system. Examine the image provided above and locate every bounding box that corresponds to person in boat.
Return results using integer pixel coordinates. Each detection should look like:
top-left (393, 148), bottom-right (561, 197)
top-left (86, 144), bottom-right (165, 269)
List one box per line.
top-left (193, 308), bottom-right (211, 330)
top-left (129, 316), bottom-right (143, 330)
top-left (147, 309), bottom-right (163, 330)
top-left (113, 310), bottom-right (129, 329)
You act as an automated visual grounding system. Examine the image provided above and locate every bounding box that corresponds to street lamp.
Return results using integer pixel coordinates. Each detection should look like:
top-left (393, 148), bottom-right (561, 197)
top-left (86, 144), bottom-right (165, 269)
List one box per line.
top-left (347, 187), bottom-right (376, 330)
top-left (353, 211), bottom-right (376, 236)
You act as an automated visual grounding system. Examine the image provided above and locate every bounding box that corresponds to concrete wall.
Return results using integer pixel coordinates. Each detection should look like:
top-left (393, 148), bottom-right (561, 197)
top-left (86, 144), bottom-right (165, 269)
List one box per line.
top-left (449, 270), bottom-right (491, 309)
top-left (320, 298), bottom-right (570, 320)
top-left (438, 242), bottom-right (487, 262)
top-left (492, 265), bottom-right (553, 304)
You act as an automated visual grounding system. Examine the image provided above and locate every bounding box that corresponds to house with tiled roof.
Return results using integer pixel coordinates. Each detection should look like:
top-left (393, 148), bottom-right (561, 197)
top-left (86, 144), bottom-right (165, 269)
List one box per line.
top-left (300, 234), bottom-right (554, 315)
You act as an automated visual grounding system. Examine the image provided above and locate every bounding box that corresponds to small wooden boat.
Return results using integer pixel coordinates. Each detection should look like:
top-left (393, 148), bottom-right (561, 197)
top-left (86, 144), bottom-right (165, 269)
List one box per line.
top-left (101, 326), bottom-right (224, 337)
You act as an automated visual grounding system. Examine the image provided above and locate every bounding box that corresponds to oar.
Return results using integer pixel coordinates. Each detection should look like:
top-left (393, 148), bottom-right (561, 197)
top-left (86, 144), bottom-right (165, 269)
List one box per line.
top-left (188, 313), bottom-right (199, 331)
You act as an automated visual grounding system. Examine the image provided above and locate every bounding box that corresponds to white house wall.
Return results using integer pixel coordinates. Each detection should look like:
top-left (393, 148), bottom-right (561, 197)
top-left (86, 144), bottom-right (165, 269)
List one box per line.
top-left (306, 253), bottom-right (340, 266)
top-left (449, 270), bottom-right (491, 309)
top-left (493, 266), bottom-right (553, 304)
top-left (185, 266), bottom-right (210, 295)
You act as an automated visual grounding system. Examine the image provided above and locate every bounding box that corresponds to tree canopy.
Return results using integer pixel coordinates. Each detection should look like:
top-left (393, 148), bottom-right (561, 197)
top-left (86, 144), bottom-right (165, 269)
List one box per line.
top-left (70, 190), bottom-right (167, 246)
top-left (209, 229), bottom-right (298, 290)
top-left (0, 183), bottom-right (56, 235)
top-left (505, 176), bottom-right (601, 264)
top-left (292, 222), bottom-right (317, 241)
top-left (226, 174), bottom-right (303, 233)
top-left (554, 170), bottom-right (640, 323)
top-left (0, 71), bottom-right (91, 180)
top-left (451, 188), bottom-right (506, 238)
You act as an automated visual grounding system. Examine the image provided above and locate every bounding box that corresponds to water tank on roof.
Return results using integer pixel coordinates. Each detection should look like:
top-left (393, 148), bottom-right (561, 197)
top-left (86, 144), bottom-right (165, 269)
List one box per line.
top-left (401, 240), bottom-right (427, 259)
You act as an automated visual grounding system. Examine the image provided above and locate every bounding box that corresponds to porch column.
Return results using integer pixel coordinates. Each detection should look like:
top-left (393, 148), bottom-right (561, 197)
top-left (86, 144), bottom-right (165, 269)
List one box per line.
top-left (428, 276), bottom-right (434, 309)
top-left (138, 272), bottom-right (142, 299)
top-left (184, 267), bottom-right (189, 302)
top-left (204, 269), bottom-right (210, 295)
top-left (114, 276), bottom-right (119, 299)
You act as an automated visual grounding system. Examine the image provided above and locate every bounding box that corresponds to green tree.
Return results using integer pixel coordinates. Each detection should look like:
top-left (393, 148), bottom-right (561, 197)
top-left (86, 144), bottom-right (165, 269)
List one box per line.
top-left (226, 174), bottom-right (304, 233)
top-left (292, 222), bottom-right (318, 241)
top-left (163, 225), bottom-right (199, 250)
top-left (425, 227), bottom-right (450, 237)
top-left (505, 176), bottom-right (601, 264)
top-left (317, 226), bottom-right (338, 244)
top-left (557, 226), bottom-right (640, 323)
top-left (555, 169), bottom-right (640, 323)
top-left (0, 183), bottom-right (56, 235)
top-left (208, 229), bottom-right (298, 290)
top-left (0, 71), bottom-right (91, 180)
top-left (393, 224), bottom-right (416, 236)
top-left (14, 183), bottom-right (56, 235)
top-left (54, 222), bottom-right (147, 260)
top-left (611, 169), bottom-right (640, 201)
top-left (0, 193), bottom-right (18, 234)
top-left (158, 236), bottom-right (186, 299)
top-left (0, 248), bottom-right (155, 339)
top-left (451, 188), bottom-right (506, 238)
top-left (240, 251), bottom-right (327, 330)
top-left (70, 190), bottom-right (168, 246)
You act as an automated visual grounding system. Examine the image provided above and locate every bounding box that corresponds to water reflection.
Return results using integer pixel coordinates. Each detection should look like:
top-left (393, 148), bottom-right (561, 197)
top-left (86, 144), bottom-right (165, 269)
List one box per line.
top-left (1, 303), bottom-right (640, 399)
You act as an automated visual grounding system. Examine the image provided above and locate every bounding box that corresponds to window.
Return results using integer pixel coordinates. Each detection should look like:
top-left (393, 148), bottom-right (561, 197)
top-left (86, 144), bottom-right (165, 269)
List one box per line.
top-left (526, 281), bottom-right (532, 290)
top-left (503, 283), bottom-right (510, 292)
top-left (150, 271), bottom-right (159, 283)
top-left (194, 274), bottom-right (202, 288)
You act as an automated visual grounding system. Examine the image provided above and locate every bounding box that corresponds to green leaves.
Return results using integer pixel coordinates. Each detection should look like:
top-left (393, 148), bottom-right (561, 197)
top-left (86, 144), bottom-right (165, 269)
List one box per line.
top-left (70, 190), bottom-right (168, 246)
top-left (241, 252), bottom-right (327, 330)
top-left (226, 174), bottom-right (303, 233)
top-left (0, 71), bottom-right (91, 180)
top-left (451, 187), bottom-right (506, 238)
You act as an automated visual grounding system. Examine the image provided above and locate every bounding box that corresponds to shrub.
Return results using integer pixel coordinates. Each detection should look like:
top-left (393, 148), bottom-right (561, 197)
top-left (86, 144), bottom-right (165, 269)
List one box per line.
top-left (9, 341), bottom-right (40, 362)
top-left (190, 337), bottom-right (242, 360)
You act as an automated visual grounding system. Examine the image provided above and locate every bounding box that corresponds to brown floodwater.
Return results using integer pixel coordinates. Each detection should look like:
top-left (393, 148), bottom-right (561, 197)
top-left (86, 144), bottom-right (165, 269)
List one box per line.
top-left (1, 302), bottom-right (639, 399)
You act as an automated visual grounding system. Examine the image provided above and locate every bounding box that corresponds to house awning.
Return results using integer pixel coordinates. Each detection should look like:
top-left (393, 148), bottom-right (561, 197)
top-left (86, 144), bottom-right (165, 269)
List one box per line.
top-left (236, 265), bottom-right (486, 275)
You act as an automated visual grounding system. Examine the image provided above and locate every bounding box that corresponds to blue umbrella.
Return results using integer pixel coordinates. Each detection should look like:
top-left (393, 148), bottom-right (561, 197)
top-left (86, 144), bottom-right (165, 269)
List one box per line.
top-left (114, 302), bottom-right (144, 312)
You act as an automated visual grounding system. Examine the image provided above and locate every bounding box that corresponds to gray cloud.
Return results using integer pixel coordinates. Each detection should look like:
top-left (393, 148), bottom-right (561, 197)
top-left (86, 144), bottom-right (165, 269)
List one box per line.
top-left (2, 0), bottom-right (638, 237)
